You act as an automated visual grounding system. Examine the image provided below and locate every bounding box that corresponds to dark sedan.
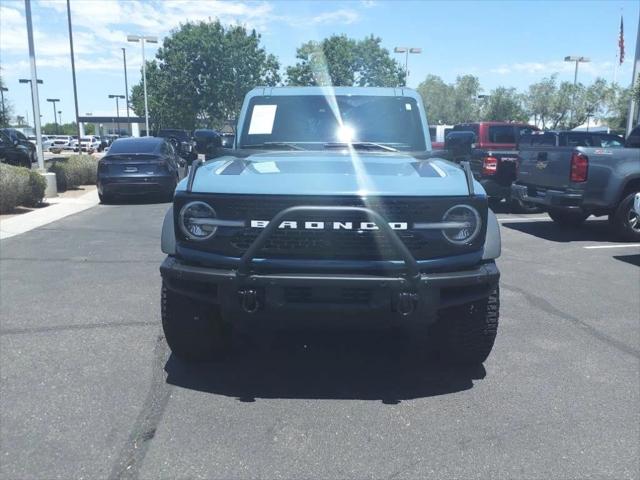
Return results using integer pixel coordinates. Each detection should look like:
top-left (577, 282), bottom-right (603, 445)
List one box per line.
top-left (0, 128), bottom-right (35, 167)
top-left (97, 137), bottom-right (185, 203)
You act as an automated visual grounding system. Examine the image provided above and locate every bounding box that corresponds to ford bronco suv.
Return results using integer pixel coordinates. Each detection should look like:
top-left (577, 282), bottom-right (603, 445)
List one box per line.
top-left (159, 87), bottom-right (501, 365)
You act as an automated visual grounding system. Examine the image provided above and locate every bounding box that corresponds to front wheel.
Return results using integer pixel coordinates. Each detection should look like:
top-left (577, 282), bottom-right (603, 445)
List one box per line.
top-left (548, 209), bottom-right (589, 227)
top-left (431, 287), bottom-right (500, 365)
top-left (611, 192), bottom-right (640, 241)
top-left (161, 282), bottom-right (231, 362)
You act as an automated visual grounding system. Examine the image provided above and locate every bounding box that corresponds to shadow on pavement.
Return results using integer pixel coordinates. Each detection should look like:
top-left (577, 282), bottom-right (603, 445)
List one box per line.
top-left (165, 328), bottom-right (486, 403)
top-left (501, 217), bottom-right (623, 243)
top-left (613, 254), bottom-right (640, 267)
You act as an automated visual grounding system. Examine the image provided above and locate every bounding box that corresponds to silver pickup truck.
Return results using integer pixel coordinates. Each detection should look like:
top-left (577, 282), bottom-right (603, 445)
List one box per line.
top-left (512, 127), bottom-right (640, 241)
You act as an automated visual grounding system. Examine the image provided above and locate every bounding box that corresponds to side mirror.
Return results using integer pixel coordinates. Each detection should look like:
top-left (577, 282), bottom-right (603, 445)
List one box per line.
top-left (445, 131), bottom-right (476, 159)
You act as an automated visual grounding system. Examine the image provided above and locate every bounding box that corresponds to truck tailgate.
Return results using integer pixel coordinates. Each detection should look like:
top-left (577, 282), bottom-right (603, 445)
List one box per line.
top-left (517, 147), bottom-right (576, 189)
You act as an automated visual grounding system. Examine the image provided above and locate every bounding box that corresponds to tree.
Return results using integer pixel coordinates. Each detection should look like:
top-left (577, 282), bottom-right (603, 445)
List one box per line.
top-left (0, 75), bottom-right (13, 127)
top-left (481, 87), bottom-right (527, 122)
top-left (286, 34), bottom-right (404, 87)
top-left (416, 75), bottom-right (454, 124)
top-left (130, 20), bottom-right (280, 132)
top-left (416, 74), bottom-right (481, 124)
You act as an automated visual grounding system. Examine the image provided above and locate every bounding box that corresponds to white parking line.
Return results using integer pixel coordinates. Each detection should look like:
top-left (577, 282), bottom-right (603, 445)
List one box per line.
top-left (583, 244), bottom-right (640, 250)
top-left (497, 217), bottom-right (551, 223)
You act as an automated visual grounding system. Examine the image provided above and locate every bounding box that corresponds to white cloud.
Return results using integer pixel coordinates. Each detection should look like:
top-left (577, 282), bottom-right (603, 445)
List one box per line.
top-left (310, 9), bottom-right (360, 25)
top-left (489, 60), bottom-right (618, 80)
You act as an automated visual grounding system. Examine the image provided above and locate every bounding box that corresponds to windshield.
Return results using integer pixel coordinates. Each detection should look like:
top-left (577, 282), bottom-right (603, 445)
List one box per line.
top-left (107, 138), bottom-right (161, 154)
top-left (239, 95), bottom-right (426, 151)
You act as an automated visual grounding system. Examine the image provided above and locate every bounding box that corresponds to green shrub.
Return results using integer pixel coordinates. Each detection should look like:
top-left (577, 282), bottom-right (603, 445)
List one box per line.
top-left (48, 154), bottom-right (97, 191)
top-left (0, 163), bottom-right (46, 212)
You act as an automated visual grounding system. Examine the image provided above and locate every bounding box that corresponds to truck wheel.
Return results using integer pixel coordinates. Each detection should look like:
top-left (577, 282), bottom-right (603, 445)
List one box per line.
top-left (612, 192), bottom-right (640, 241)
top-left (432, 287), bottom-right (499, 365)
top-left (510, 198), bottom-right (542, 214)
top-left (548, 209), bottom-right (589, 227)
top-left (161, 282), bottom-right (231, 362)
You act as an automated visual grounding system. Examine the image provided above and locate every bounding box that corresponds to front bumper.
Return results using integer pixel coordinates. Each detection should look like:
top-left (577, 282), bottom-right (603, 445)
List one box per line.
top-left (161, 255), bottom-right (499, 320)
top-left (511, 183), bottom-right (584, 210)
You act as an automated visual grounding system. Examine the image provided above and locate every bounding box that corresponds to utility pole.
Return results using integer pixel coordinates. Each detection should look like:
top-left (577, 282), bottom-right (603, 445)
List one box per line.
top-left (19, 79), bottom-right (42, 132)
top-left (564, 56), bottom-right (590, 127)
top-left (24, 0), bottom-right (45, 169)
top-left (127, 35), bottom-right (158, 136)
top-left (394, 47), bottom-right (422, 87)
top-left (66, 0), bottom-right (81, 143)
top-left (108, 94), bottom-right (125, 136)
top-left (0, 86), bottom-right (7, 126)
top-left (122, 48), bottom-right (131, 134)
top-left (626, 10), bottom-right (640, 136)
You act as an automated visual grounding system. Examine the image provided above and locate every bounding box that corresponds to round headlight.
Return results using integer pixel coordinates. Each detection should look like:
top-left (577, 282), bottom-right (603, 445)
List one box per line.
top-left (441, 204), bottom-right (481, 245)
top-left (179, 201), bottom-right (217, 241)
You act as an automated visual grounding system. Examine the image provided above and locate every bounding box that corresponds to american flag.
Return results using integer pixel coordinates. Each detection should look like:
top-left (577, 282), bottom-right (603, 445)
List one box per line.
top-left (619, 16), bottom-right (625, 65)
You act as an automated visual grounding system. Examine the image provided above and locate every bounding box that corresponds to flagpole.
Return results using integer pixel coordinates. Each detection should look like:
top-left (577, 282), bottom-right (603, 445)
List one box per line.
top-left (625, 9), bottom-right (640, 136)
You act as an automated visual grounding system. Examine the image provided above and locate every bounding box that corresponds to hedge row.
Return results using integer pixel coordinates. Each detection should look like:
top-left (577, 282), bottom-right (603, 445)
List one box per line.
top-left (0, 163), bottom-right (47, 213)
top-left (48, 155), bottom-right (98, 192)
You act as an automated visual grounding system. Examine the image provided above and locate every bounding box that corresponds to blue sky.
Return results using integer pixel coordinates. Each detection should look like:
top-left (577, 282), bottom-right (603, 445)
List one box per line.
top-left (1, 0), bottom-right (638, 125)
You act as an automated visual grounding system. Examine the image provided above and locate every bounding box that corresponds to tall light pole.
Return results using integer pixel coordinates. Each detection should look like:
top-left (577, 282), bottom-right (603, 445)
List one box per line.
top-left (0, 86), bottom-right (7, 126)
top-left (58, 110), bottom-right (62, 125)
top-left (394, 47), bottom-right (422, 86)
top-left (626, 10), bottom-right (640, 135)
top-left (122, 47), bottom-right (131, 134)
top-left (127, 34), bottom-right (158, 136)
top-left (19, 79), bottom-right (42, 131)
top-left (564, 56), bottom-right (590, 127)
top-left (66, 0), bottom-right (81, 143)
top-left (24, 0), bottom-right (45, 170)
top-left (108, 94), bottom-right (125, 136)
top-left (47, 98), bottom-right (60, 134)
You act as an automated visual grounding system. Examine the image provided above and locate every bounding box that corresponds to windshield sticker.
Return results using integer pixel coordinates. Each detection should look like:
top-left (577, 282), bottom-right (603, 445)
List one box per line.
top-left (248, 104), bottom-right (277, 135)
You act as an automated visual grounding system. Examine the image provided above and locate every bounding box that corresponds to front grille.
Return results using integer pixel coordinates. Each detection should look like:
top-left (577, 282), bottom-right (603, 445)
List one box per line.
top-left (175, 194), bottom-right (487, 261)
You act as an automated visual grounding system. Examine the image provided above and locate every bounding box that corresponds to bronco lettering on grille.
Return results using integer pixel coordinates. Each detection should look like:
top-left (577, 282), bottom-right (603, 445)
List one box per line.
top-left (250, 220), bottom-right (408, 230)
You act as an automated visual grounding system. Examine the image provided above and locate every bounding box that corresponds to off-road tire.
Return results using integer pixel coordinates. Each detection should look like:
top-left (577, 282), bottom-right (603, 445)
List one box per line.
top-left (433, 287), bottom-right (499, 365)
top-left (548, 209), bottom-right (589, 227)
top-left (161, 282), bottom-right (231, 362)
top-left (611, 192), bottom-right (640, 241)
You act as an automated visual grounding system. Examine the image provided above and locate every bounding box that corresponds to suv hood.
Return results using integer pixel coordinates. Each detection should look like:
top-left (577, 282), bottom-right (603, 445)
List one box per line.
top-left (181, 151), bottom-right (479, 197)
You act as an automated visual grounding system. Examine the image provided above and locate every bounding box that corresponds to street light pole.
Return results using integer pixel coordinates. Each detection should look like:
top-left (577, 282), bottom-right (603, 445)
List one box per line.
top-left (127, 34), bottom-right (158, 136)
top-left (564, 55), bottom-right (590, 127)
top-left (394, 47), bottom-right (422, 87)
top-left (19, 79), bottom-right (42, 133)
top-left (24, 0), bottom-right (45, 169)
top-left (58, 110), bottom-right (62, 125)
top-left (122, 48), bottom-right (131, 134)
top-left (108, 94), bottom-right (125, 136)
top-left (47, 99), bottom-right (60, 133)
top-left (0, 87), bottom-right (7, 126)
top-left (66, 0), bottom-right (81, 144)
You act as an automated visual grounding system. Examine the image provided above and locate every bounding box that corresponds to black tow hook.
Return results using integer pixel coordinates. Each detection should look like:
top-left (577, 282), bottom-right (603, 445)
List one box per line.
top-left (396, 292), bottom-right (418, 316)
top-left (239, 289), bottom-right (260, 314)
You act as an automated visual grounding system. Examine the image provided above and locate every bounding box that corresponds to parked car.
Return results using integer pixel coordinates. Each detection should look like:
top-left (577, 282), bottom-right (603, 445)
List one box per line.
top-left (49, 135), bottom-right (74, 153)
top-left (72, 136), bottom-right (101, 153)
top-left (0, 130), bottom-right (33, 168)
top-left (97, 136), bottom-right (185, 203)
top-left (159, 86), bottom-right (502, 364)
top-left (156, 129), bottom-right (197, 162)
top-left (28, 135), bottom-right (54, 151)
top-left (443, 122), bottom-right (539, 211)
top-left (0, 128), bottom-right (36, 164)
top-left (512, 125), bottom-right (640, 240)
top-left (429, 124), bottom-right (453, 149)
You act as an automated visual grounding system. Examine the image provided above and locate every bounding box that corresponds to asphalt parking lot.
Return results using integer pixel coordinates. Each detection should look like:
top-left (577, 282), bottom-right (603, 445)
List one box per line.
top-left (0, 201), bottom-right (638, 479)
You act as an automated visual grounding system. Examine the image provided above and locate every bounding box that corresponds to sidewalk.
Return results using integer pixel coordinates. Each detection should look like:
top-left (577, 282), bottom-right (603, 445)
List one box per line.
top-left (0, 188), bottom-right (100, 240)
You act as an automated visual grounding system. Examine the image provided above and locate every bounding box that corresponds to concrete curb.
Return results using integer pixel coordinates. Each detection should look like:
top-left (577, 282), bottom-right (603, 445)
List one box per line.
top-left (0, 189), bottom-right (100, 240)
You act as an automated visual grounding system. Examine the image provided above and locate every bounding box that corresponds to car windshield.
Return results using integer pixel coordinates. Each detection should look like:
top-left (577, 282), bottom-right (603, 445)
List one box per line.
top-left (107, 138), bottom-right (161, 155)
top-left (238, 95), bottom-right (426, 151)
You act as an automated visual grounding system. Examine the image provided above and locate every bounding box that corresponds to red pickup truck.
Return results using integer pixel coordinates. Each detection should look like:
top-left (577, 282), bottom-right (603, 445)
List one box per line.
top-left (445, 122), bottom-right (539, 211)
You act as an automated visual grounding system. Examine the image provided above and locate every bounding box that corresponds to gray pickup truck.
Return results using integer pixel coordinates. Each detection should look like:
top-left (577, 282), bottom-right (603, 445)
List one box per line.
top-left (512, 127), bottom-right (640, 240)
top-left (159, 86), bottom-right (502, 365)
